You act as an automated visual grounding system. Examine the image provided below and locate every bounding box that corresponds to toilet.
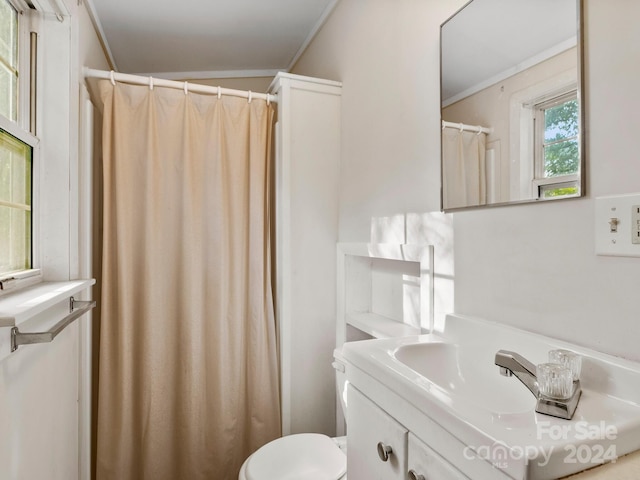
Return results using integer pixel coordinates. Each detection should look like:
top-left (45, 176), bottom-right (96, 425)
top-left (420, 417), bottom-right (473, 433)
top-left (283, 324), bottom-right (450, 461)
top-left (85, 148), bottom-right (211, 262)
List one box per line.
top-left (238, 349), bottom-right (349, 479)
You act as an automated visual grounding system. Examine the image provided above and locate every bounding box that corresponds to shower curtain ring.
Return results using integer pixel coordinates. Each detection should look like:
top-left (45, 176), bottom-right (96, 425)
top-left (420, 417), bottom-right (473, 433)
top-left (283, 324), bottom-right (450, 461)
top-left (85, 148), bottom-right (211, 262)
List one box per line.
top-left (248, 91), bottom-right (253, 103)
top-left (149, 76), bottom-right (154, 90)
top-left (110, 70), bottom-right (116, 86)
top-left (217, 86), bottom-right (221, 99)
top-left (184, 81), bottom-right (189, 95)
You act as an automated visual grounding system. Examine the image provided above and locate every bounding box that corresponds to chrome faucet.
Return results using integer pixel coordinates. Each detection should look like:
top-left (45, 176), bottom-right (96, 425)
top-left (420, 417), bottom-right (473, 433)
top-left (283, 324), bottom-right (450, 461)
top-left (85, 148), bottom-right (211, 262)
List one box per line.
top-left (495, 349), bottom-right (582, 420)
top-left (495, 350), bottom-right (539, 396)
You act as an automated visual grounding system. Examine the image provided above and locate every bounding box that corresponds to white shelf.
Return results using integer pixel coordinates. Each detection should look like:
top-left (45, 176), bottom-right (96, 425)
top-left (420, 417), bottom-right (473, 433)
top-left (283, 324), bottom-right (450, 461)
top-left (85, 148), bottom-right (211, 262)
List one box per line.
top-left (0, 280), bottom-right (96, 327)
top-left (346, 312), bottom-right (423, 339)
top-left (337, 243), bottom-right (434, 345)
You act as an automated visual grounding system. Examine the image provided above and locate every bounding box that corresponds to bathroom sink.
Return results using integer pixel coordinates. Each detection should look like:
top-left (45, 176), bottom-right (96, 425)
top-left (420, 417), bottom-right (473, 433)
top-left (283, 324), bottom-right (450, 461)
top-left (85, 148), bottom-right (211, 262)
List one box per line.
top-left (393, 342), bottom-right (535, 414)
top-left (342, 314), bottom-right (640, 479)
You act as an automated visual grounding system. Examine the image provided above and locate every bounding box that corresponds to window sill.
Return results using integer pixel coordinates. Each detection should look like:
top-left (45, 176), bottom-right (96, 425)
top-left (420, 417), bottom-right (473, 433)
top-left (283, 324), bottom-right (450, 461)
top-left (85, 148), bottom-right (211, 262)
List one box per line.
top-left (0, 269), bottom-right (43, 296)
top-left (0, 279), bottom-right (96, 328)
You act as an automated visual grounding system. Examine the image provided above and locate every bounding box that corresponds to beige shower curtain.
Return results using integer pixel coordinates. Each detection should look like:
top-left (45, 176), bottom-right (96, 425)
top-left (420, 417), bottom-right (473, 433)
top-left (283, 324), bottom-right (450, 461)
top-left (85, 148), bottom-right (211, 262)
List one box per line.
top-left (442, 128), bottom-right (487, 209)
top-left (95, 81), bottom-right (281, 480)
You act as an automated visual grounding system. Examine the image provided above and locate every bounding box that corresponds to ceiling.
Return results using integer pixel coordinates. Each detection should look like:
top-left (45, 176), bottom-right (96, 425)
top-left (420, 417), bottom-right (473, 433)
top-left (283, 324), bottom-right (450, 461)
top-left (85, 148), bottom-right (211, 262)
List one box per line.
top-left (86, 0), bottom-right (338, 77)
top-left (441, 0), bottom-right (578, 104)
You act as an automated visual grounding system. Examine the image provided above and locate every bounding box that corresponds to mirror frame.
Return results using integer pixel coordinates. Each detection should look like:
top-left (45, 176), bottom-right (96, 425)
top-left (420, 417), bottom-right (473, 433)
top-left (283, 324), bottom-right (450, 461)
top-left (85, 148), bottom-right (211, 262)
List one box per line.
top-left (439, 0), bottom-right (585, 212)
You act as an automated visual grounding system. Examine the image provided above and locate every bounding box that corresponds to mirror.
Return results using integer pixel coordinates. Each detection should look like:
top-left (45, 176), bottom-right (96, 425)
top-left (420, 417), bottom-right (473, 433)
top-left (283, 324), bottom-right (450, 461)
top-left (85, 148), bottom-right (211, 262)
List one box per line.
top-left (440, 0), bottom-right (584, 211)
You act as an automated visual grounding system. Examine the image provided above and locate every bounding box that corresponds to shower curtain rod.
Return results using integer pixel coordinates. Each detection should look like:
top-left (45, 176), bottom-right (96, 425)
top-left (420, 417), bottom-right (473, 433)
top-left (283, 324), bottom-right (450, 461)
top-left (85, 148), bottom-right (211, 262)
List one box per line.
top-left (442, 120), bottom-right (492, 134)
top-left (83, 68), bottom-right (277, 104)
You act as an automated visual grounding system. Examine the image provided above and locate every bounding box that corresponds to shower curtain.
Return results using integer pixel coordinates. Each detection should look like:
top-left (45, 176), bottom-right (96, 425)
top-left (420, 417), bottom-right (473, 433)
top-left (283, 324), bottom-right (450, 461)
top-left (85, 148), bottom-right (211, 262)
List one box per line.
top-left (442, 128), bottom-right (487, 209)
top-left (95, 81), bottom-right (281, 480)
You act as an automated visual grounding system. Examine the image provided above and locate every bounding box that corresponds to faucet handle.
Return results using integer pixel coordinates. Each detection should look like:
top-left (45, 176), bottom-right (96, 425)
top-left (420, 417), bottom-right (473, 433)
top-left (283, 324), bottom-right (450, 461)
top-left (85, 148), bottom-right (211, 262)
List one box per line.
top-left (537, 363), bottom-right (573, 399)
top-left (549, 349), bottom-right (582, 381)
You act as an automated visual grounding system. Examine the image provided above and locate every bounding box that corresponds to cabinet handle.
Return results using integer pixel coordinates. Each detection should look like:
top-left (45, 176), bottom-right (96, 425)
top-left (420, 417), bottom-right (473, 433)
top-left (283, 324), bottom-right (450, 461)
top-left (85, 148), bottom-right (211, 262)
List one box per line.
top-left (376, 442), bottom-right (393, 462)
top-left (408, 470), bottom-right (426, 480)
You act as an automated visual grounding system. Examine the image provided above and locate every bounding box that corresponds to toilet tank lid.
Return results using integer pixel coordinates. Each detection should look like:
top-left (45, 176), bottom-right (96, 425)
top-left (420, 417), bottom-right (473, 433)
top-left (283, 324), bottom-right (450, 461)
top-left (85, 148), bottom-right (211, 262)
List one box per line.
top-left (246, 433), bottom-right (346, 480)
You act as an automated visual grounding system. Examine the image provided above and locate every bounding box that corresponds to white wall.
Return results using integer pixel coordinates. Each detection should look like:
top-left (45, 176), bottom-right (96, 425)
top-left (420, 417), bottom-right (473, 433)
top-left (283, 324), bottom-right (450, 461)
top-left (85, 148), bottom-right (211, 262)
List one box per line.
top-left (0, 303), bottom-right (81, 479)
top-left (292, 0), bottom-right (640, 362)
top-left (292, 0), bottom-right (462, 333)
top-left (80, 5), bottom-right (111, 72)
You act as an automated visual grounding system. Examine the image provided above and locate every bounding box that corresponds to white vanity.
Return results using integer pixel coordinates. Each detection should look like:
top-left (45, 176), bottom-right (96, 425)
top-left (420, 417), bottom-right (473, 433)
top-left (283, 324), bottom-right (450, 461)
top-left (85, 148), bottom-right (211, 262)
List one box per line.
top-left (342, 314), bottom-right (640, 480)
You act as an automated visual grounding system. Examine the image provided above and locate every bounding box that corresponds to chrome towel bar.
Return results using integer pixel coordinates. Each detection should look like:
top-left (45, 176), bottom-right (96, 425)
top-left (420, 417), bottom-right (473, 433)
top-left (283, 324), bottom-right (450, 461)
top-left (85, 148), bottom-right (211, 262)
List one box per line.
top-left (11, 296), bottom-right (96, 352)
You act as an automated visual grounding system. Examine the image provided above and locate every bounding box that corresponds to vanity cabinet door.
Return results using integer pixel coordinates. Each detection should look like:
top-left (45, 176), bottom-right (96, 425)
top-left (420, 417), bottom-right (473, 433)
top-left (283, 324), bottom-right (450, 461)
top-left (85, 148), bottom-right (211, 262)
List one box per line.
top-left (407, 433), bottom-right (469, 480)
top-left (347, 385), bottom-right (407, 480)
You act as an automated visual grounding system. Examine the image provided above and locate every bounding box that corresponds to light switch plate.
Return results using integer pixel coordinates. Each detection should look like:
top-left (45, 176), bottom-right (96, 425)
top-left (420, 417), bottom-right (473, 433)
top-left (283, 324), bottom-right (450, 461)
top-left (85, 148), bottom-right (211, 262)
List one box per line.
top-left (632, 205), bottom-right (640, 245)
top-left (595, 194), bottom-right (640, 257)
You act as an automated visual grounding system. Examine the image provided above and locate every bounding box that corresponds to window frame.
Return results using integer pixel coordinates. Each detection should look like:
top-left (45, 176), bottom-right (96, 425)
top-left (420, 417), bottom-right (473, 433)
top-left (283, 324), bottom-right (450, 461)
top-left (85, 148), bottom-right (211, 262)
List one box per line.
top-left (2, 0), bottom-right (33, 131)
top-left (531, 89), bottom-right (580, 199)
top-left (0, 0), bottom-right (41, 293)
top-left (0, 0), bottom-right (19, 122)
top-left (0, 116), bottom-right (40, 291)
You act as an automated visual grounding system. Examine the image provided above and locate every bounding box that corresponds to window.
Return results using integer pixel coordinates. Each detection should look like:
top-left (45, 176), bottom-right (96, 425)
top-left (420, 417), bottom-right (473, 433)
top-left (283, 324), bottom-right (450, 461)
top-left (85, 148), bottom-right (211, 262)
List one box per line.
top-left (533, 91), bottom-right (580, 199)
top-left (0, 0), bottom-right (19, 122)
top-left (0, 128), bottom-right (32, 275)
top-left (0, 0), bottom-right (37, 283)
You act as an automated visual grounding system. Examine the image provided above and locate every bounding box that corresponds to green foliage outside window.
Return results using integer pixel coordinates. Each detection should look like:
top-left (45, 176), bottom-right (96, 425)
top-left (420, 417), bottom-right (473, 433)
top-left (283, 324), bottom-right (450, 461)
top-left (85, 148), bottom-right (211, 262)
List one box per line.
top-left (542, 186), bottom-right (579, 198)
top-left (543, 99), bottom-right (579, 178)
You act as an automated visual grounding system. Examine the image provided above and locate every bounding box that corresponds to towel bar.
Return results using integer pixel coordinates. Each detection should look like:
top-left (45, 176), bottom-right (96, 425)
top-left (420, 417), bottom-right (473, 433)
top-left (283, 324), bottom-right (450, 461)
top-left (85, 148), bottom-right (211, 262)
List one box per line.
top-left (11, 296), bottom-right (96, 352)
